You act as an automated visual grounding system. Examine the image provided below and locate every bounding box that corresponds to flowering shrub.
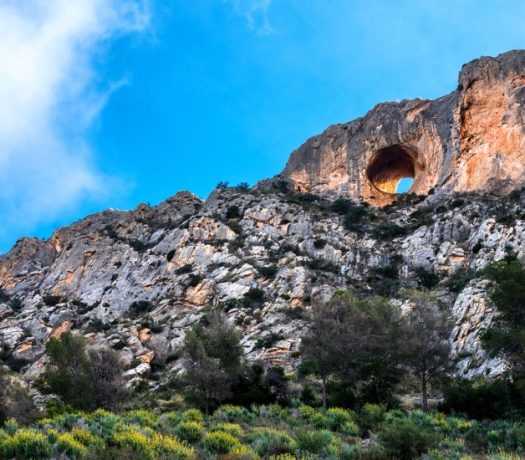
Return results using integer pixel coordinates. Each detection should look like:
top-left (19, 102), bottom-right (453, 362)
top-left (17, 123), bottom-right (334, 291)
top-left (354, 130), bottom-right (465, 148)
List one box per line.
top-left (2, 429), bottom-right (53, 459)
top-left (213, 422), bottom-right (243, 438)
top-left (174, 420), bottom-right (204, 444)
top-left (0, 403), bottom-right (524, 458)
top-left (202, 430), bottom-right (241, 454)
top-left (247, 427), bottom-right (297, 457)
top-left (56, 432), bottom-right (88, 457)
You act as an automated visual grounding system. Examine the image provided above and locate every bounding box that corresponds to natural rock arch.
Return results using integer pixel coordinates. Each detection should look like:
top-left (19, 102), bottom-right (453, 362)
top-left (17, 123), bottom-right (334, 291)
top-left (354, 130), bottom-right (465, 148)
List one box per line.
top-left (366, 144), bottom-right (421, 195)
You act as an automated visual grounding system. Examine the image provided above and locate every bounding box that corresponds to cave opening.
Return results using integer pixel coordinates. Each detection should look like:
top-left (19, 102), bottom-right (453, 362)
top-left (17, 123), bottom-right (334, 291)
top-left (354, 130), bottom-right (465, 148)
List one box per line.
top-left (366, 144), bottom-right (419, 195)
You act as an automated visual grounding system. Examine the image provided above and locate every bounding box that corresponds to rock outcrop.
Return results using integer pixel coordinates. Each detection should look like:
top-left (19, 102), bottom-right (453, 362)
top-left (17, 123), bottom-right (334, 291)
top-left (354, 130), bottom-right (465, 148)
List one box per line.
top-left (0, 51), bottom-right (524, 393)
top-left (279, 50), bottom-right (525, 206)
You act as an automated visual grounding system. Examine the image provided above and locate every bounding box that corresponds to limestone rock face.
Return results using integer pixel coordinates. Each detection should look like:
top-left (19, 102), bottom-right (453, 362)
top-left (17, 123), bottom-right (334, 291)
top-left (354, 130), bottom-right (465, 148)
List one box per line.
top-left (0, 52), bottom-right (524, 393)
top-left (279, 50), bottom-right (525, 205)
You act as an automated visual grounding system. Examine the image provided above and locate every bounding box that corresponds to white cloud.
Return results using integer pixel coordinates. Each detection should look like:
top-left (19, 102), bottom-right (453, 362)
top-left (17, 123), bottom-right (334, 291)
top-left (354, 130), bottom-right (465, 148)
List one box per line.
top-left (0, 0), bottom-right (150, 246)
top-left (229, 0), bottom-right (274, 35)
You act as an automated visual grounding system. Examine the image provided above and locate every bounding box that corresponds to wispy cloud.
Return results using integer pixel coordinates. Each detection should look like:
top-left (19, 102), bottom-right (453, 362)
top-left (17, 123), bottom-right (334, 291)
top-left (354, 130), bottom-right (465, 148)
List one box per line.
top-left (229, 0), bottom-right (274, 35)
top-left (0, 0), bottom-right (150, 248)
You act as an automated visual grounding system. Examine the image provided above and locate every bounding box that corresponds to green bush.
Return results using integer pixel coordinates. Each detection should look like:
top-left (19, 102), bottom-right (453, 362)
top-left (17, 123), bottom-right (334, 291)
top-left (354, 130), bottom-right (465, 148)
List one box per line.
top-left (123, 409), bottom-right (159, 428)
top-left (213, 422), bottom-right (243, 438)
top-left (296, 428), bottom-right (339, 455)
top-left (202, 430), bottom-right (241, 454)
top-left (127, 300), bottom-right (154, 317)
top-left (439, 379), bottom-right (525, 420)
top-left (415, 267), bottom-right (440, 288)
top-left (151, 433), bottom-right (196, 459)
top-left (372, 222), bottom-right (407, 239)
top-left (444, 269), bottom-right (476, 293)
top-left (57, 432), bottom-right (89, 457)
top-left (174, 420), bottom-right (204, 444)
top-left (326, 407), bottom-right (356, 431)
top-left (379, 418), bottom-right (438, 459)
top-left (3, 418), bottom-right (18, 435)
top-left (247, 427), bottom-right (297, 457)
top-left (3, 429), bottom-right (53, 459)
top-left (213, 405), bottom-right (254, 423)
top-left (70, 427), bottom-right (105, 450)
top-left (358, 404), bottom-right (386, 433)
top-left (112, 429), bottom-right (154, 458)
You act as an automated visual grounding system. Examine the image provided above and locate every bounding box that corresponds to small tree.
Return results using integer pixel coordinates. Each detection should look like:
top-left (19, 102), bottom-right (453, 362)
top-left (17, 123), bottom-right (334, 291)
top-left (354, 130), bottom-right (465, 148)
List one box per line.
top-left (300, 292), bottom-right (405, 408)
top-left (179, 311), bottom-right (244, 414)
top-left (37, 333), bottom-right (94, 410)
top-left (300, 294), bottom-right (352, 408)
top-left (402, 289), bottom-right (452, 411)
top-left (89, 348), bottom-right (128, 410)
top-left (482, 259), bottom-right (525, 379)
top-left (0, 367), bottom-right (36, 425)
top-left (37, 332), bottom-right (126, 411)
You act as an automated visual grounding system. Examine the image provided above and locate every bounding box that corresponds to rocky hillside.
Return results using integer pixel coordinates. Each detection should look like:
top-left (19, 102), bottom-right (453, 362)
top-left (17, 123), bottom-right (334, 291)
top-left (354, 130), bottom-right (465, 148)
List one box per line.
top-left (0, 184), bottom-right (524, 390)
top-left (0, 50), bottom-right (524, 394)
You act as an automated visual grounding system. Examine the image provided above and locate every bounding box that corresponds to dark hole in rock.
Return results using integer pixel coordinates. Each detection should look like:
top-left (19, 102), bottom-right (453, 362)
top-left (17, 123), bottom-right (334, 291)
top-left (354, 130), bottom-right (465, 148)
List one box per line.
top-left (367, 144), bottom-right (419, 194)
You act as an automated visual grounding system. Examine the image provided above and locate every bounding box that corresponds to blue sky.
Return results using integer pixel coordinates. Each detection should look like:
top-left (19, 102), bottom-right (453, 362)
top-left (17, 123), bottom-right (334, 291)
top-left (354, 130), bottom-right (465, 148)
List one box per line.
top-left (1, 0), bottom-right (525, 253)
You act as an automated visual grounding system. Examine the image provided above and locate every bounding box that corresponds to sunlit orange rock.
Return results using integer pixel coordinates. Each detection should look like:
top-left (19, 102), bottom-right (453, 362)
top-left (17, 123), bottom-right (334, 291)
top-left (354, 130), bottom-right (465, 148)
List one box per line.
top-left (278, 50), bottom-right (525, 205)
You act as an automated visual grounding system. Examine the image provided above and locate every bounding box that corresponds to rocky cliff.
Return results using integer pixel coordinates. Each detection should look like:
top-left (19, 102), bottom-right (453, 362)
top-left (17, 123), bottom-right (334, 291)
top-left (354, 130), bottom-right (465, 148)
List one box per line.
top-left (280, 50), bottom-right (525, 206)
top-left (0, 51), bottom-right (524, 393)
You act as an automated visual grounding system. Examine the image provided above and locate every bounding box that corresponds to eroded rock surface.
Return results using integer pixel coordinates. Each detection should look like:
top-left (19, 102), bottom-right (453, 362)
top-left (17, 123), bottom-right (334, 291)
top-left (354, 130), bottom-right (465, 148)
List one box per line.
top-left (279, 50), bottom-right (525, 205)
top-left (0, 185), bottom-right (524, 390)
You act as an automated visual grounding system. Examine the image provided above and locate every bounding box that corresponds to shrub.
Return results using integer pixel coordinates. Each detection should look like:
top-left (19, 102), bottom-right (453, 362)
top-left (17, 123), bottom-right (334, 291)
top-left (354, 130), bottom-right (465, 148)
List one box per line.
top-left (213, 405), bottom-right (253, 423)
top-left (379, 418), bottom-right (438, 460)
top-left (372, 223), bottom-right (407, 239)
top-left (235, 182), bottom-right (250, 192)
top-left (326, 407), bottom-right (355, 431)
top-left (247, 427), bottom-right (297, 457)
top-left (439, 379), bottom-right (525, 420)
top-left (123, 409), bottom-right (159, 429)
top-left (340, 203), bottom-right (370, 232)
top-left (415, 267), bottom-right (440, 288)
top-left (444, 269), bottom-right (476, 293)
top-left (181, 408), bottom-right (204, 423)
top-left (112, 429), bottom-right (154, 457)
top-left (127, 300), bottom-right (154, 317)
top-left (176, 264), bottom-right (193, 275)
top-left (245, 288), bottom-right (265, 303)
top-left (258, 264), bottom-right (279, 279)
top-left (295, 429), bottom-right (339, 455)
top-left (4, 418), bottom-right (18, 435)
top-left (175, 421), bottom-right (204, 444)
top-left (358, 404), bottom-right (386, 434)
top-left (227, 444), bottom-right (259, 459)
top-left (187, 273), bottom-right (204, 288)
top-left (214, 422), bottom-right (243, 438)
top-left (152, 433), bottom-right (196, 459)
top-left (202, 430), bottom-right (241, 454)
top-left (255, 332), bottom-right (284, 349)
top-left (70, 427), bottom-right (105, 450)
top-left (43, 295), bottom-right (62, 306)
top-left (298, 405), bottom-right (317, 421)
top-left (57, 432), bottom-right (89, 457)
top-left (3, 429), bottom-right (53, 459)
